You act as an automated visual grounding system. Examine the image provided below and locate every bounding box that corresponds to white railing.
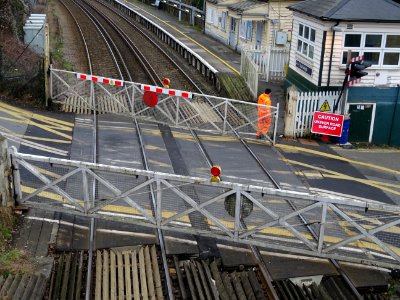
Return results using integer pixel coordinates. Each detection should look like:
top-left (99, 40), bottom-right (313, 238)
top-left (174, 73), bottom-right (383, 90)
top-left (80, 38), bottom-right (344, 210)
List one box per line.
top-left (241, 46), bottom-right (289, 84)
top-left (10, 147), bottom-right (400, 268)
top-left (50, 68), bottom-right (279, 143)
top-left (240, 50), bottom-right (259, 98)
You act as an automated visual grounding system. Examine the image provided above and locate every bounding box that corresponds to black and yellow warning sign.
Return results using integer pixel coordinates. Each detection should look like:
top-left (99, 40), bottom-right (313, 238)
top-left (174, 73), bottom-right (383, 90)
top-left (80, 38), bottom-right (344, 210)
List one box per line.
top-left (319, 100), bottom-right (331, 112)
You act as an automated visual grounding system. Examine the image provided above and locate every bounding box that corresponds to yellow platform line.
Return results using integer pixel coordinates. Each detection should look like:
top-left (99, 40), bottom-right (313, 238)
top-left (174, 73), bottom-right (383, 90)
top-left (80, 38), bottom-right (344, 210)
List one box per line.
top-left (128, 0), bottom-right (240, 75)
top-left (276, 143), bottom-right (400, 175)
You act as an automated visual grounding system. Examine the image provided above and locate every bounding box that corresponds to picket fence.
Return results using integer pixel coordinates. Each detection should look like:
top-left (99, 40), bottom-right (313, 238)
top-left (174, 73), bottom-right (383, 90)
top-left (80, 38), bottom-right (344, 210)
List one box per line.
top-left (240, 46), bottom-right (289, 97)
top-left (294, 91), bottom-right (340, 138)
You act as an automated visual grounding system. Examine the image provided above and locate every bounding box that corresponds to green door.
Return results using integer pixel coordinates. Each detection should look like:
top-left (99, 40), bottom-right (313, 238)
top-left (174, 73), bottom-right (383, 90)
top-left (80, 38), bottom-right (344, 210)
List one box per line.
top-left (348, 104), bottom-right (373, 142)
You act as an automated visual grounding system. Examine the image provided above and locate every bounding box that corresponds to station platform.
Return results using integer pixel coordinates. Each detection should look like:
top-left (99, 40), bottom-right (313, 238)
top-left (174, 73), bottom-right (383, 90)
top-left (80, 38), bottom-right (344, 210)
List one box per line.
top-left (119, 0), bottom-right (242, 74)
top-left (114, 0), bottom-right (287, 134)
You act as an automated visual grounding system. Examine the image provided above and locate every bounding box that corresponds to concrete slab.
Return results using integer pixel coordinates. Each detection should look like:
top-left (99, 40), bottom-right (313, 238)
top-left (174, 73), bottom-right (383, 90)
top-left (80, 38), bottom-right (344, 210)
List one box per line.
top-left (339, 262), bottom-right (390, 288)
top-left (260, 250), bottom-right (338, 280)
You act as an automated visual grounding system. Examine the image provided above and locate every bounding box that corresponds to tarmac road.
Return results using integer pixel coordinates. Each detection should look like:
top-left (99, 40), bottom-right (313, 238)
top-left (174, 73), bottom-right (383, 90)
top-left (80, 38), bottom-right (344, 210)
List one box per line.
top-left (275, 138), bottom-right (400, 205)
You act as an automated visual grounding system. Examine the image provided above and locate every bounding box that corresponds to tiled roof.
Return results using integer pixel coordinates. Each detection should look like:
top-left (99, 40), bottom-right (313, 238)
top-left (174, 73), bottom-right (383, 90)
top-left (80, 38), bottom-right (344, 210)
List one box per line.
top-left (228, 1), bottom-right (266, 12)
top-left (288, 0), bottom-right (400, 22)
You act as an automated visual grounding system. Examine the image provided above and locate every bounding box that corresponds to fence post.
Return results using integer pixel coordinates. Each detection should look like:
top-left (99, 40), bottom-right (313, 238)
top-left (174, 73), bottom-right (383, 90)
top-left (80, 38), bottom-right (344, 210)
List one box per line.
top-left (223, 99), bottom-right (228, 134)
top-left (0, 135), bottom-right (14, 207)
top-left (44, 23), bottom-right (50, 107)
top-left (284, 85), bottom-right (298, 138)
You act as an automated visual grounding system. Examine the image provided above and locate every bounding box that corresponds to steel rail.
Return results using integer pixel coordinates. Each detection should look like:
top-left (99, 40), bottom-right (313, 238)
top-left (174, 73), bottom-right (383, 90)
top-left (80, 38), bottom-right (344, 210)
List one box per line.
top-left (94, 0), bottom-right (208, 92)
top-left (56, 1), bottom-right (99, 299)
top-left (63, 0), bottom-right (361, 297)
top-left (60, 0), bottom-right (150, 298)
top-left (77, 0), bottom-right (175, 297)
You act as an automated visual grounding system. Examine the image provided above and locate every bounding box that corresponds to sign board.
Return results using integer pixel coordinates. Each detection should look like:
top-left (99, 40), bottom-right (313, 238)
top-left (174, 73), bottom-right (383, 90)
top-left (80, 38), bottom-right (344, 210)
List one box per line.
top-left (311, 112), bottom-right (344, 137)
top-left (318, 97), bottom-right (334, 112)
top-left (296, 60), bottom-right (312, 76)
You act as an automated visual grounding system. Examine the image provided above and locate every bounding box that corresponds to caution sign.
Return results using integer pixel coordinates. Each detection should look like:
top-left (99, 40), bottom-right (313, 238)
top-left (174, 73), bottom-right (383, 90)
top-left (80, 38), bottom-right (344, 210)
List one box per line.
top-left (319, 100), bottom-right (331, 112)
top-left (311, 112), bottom-right (344, 137)
top-left (318, 97), bottom-right (335, 113)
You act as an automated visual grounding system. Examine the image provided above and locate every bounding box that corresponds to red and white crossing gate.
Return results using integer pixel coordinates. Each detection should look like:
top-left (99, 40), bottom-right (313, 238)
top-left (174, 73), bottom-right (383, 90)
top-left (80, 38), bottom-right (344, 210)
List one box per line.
top-left (51, 68), bottom-right (279, 143)
top-left (346, 55), bottom-right (363, 87)
top-left (140, 84), bottom-right (193, 99)
top-left (77, 73), bottom-right (124, 87)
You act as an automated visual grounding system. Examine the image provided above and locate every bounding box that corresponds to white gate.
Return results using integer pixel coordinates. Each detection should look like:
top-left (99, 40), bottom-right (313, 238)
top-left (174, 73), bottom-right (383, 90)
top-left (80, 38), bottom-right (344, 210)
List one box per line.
top-left (291, 90), bottom-right (340, 138)
top-left (50, 68), bottom-right (279, 143)
top-left (241, 46), bottom-right (289, 98)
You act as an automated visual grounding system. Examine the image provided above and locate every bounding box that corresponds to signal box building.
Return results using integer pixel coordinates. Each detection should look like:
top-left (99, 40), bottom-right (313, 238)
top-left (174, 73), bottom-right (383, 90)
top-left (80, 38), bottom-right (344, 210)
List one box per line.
top-left (285, 0), bottom-right (400, 145)
top-left (204, 0), bottom-right (299, 52)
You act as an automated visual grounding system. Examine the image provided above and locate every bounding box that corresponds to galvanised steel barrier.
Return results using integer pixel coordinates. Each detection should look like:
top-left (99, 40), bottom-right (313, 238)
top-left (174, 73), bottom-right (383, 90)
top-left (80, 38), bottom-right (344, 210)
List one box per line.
top-left (10, 147), bottom-right (400, 268)
top-left (50, 68), bottom-right (279, 143)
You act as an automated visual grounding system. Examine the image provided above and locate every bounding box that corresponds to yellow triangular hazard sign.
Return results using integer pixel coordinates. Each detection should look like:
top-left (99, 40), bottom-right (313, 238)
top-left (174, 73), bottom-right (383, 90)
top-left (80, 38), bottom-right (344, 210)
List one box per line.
top-left (320, 100), bottom-right (331, 112)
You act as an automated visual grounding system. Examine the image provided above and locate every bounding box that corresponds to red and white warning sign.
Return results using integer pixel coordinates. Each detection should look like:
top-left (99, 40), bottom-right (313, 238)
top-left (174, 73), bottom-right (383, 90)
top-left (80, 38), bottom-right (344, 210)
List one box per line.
top-left (141, 84), bottom-right (192, 99)
top-left (77, 73), bottom-right (124, 87)
top-left (311, 112), bottom-right (344, 137)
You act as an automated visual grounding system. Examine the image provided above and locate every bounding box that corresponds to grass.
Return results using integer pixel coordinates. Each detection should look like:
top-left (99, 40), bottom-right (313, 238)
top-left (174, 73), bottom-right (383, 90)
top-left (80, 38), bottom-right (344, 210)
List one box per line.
top-left (0, 207), bottom-right (36, 276)
top-left (48, 0), bottom-right (75, 71)
top-left (0, 250), bottom-right (35, 276)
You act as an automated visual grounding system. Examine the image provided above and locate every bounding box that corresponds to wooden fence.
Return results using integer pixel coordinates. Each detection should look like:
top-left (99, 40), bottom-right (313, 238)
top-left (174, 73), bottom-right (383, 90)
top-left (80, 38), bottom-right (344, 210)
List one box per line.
top-left (284, 88), bottom-right (340, 138)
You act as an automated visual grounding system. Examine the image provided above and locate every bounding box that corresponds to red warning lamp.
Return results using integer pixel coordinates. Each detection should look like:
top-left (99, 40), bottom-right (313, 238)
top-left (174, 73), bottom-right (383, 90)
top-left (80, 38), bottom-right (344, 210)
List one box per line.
top-left (143, 91), bottom-right (158, 107)
top-left (210, 165), bottom-right (221, 176)
top-left (163, 78), bottom-right (170, 88)
top-left (210, 165), bottom-right (221, 182)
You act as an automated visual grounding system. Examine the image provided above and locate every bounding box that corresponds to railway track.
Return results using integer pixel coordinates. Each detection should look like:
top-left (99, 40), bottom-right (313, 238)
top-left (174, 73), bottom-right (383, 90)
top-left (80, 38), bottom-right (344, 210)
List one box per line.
top-left (47, 0), bottom-right (368, 299)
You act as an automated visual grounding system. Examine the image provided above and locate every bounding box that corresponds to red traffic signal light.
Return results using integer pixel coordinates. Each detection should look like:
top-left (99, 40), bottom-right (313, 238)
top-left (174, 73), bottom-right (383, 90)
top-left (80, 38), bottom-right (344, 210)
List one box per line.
top-left (349, 61), bottom-right (371, 80)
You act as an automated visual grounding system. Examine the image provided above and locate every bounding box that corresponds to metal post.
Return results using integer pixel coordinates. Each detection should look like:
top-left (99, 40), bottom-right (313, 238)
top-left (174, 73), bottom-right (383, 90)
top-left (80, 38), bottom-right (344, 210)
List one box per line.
top-left (50, 64), bottom-right (53, 99)
top-left (156, 177), bottom-right (162, 228)
top-left (131, 85), bottom-right (135, 118)
top-left (223, 99), bottom-right (228, 134)
top-left (175, 97), bottom-right (180, 125)
top-left (273, 103), bottom-right (279, 145)
top-left (82, 169), bottom-right (89, 213)
top-left (178, 0), bottom-right (182, 21)
top-left (44, 23), bottom-right (50, 107)
top-left (0, 136), bottom-right (13, 206)
top-left (234, 189), bottom-right (241, 241)
top-left (340, 49), bottom-right (351, 115)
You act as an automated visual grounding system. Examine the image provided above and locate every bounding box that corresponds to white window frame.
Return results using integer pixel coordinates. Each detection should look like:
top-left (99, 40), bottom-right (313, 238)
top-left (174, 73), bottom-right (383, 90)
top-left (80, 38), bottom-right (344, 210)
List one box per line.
top-left (213, 9), bottom-right (218, 27)
top-left (296, 23), bottom-right (316, 59)
top-left (221, 11), bottom-right (227, 31)
top-left (246, 21), bottom-right (252, 41)
top-left (206, 7), bottom-right (212, 24)
top-left (342, 33), bottom-right (400, 68)
top-left (239, 20), bottom-right (247, 39)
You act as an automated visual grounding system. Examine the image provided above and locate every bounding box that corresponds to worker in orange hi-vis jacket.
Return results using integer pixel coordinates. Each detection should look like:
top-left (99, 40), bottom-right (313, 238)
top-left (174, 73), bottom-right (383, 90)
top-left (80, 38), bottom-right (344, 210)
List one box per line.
top-left (256, 88), bottom-right (272, 139)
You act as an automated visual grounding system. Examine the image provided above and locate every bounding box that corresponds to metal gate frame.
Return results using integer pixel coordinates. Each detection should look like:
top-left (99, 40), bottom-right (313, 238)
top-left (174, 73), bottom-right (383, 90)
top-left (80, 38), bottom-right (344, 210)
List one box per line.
top-left (50, 68), bottom-right (279, 143)
top-left (10, 147), bottom-right (400, 268)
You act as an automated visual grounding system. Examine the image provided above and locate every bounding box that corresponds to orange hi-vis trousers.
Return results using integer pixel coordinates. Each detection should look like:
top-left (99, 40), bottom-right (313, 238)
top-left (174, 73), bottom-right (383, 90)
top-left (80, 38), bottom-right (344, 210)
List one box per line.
top-left (257, 93), bottom-right (271, 137)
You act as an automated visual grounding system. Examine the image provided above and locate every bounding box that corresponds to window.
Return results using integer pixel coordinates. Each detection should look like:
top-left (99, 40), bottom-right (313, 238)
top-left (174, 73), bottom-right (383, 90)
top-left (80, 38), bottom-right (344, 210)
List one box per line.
top-left (365, 34), bottom-right (382, 48)
top-left (297, 23), bottom-right (315, 59)
top-left (386, 35), bottom-right (400, 48)
top-left (206, 7), bottom-right (212, 24)
top-left (207, 8), bottom-right (217, 25)
top-left (213, 10), bottom-right (218, 27)
top-left (342, 33), bottom-right (400, 67)
top-left (246, 21), bottom-right (252, 41)
top-left (239, 20), bottom-right (246, 39)
top-left (344, 34), bottom-right (361, 47)
top-left (221, 12), bottom-right (227, 31)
